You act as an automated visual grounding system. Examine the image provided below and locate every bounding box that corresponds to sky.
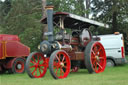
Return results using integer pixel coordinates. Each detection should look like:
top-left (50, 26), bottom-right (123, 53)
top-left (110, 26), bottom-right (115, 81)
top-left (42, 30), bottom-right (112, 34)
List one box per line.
top-left (1, 0), bottom-right (5, 2)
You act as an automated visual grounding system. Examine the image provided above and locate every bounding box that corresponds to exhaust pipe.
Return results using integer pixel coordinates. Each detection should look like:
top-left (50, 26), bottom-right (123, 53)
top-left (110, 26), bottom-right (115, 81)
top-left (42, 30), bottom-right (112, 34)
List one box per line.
top-left (45, 5), bottom-right (54, 42)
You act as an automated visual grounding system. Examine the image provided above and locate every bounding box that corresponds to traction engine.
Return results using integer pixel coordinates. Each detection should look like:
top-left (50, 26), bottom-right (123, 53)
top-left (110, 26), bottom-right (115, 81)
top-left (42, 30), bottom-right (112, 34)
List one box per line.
top-left (26, 5), bottom-right (109, 79)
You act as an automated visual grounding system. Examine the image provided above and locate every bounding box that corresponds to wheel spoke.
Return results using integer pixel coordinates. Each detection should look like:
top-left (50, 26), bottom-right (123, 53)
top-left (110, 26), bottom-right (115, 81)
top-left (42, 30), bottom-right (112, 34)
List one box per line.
top-left (31, 67), bottom-right (37, 75)
top-left (54, 62), bottom-right (60, 68)
top-left (63, 61), bottom-right (67, 64)
top-left (94, 62), bottom-right (97, 71)
top-left (37, 55), bottom-right (39, 60)
top-left (97, 62), bottom-right (103, 69)
top-left (61, 68), bottom-right (64, 74)
top-left (39, 67), bottom-right (45, 71)
top-left (63, 66), bottom-right (67, 69)
top-left (92, 59), bottom-right (97, 65)
top-left (35, 69), bottom-right (37, 76)
top-left (54, 62), bottom-right (58, 66)
top-left (32, 56), bottom-right (36, 63)
top-left (56, 55), bottom-right (60, 63)
top-left (93, 46), bottom-right (97, 53)
top-left (92, 50), bottom-right (96, 56)
top-left (39, 63), bottom-right (47, 67)
top-left (30, 60), bottom-right (35, 64)
top-left (99, 57), bottom-right (104, 60)
top-left (29, 65), bottom-right (36, 68)
top-left (97, 53), bottom-right (101, 57)
top-left (38, 68), bottom-right (42, 75)
top-left (55, 68), bottom-right (59, 75)
top-left (60, 68), bottom-right (62, 76)
top-left (38, 58), bottom-right (43, 63)
top-left (54, 66), bottom-right (57, 69)
top-left (58, 53), bottom-right (61, 59)
top-left (95, 47), bottom-right (102, 55)
top-left (62, 56), bottom-right (65, 62)
top-left (37, 55), bottom-right (40, 63)
top-left (91, 56), bottom-right (96, 60)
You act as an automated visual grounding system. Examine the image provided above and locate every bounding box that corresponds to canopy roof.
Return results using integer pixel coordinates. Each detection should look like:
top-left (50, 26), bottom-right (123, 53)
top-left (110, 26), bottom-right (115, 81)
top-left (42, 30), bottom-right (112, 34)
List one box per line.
top-left (41, 12), bottom-right (109, 29)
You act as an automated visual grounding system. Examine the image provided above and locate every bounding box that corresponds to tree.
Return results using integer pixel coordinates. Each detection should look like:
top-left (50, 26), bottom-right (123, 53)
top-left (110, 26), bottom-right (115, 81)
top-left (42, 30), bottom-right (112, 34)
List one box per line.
top-left (0, 0), bottom-right (43, 51)
top-left (85, 0), bottom-right (90, 18)
top-left (91, 0), bottom-right (128, 33)
top-left (47, 0), bottom-right (87, 17)
top-left (0, 0), bottom-right (11, 25)
top-left (41, 0), bottom-right (48, 40)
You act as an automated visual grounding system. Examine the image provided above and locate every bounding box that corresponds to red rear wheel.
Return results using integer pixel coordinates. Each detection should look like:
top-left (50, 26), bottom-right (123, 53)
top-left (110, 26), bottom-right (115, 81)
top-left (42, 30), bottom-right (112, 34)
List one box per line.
top-left (26, 52), bottom-right (47, 78)
top-left (49, 50), bottom-right (71, 79)
top-left (85, 41), bottom-right (106, 73)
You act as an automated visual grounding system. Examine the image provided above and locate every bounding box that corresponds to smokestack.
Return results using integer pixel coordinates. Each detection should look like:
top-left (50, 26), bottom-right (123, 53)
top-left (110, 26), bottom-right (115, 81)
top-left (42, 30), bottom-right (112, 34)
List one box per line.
top-left (45, 5), bottom-right (54, 42)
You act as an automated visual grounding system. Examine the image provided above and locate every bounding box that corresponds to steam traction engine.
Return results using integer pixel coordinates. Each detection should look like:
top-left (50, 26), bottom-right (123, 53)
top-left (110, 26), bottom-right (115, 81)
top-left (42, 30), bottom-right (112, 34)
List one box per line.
top-left (26, 5), bottom-right (109, 79)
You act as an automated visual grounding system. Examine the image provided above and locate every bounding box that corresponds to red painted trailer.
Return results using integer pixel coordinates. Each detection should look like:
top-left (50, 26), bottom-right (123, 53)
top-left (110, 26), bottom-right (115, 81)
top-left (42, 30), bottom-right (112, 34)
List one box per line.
top-left (0, 34), bottom-right (30, 74)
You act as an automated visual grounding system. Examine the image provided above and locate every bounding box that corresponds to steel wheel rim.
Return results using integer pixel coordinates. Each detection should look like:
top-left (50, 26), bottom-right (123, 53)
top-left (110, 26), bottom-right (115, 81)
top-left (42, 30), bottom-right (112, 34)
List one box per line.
top-left (91, 42), bottom-right (106, 73)
top-left (29, 53), bottom-right (47, 78)
top-left (53, 51), bottom-right (70, 79)
top-left (15, 61), bottom-right (24, 73)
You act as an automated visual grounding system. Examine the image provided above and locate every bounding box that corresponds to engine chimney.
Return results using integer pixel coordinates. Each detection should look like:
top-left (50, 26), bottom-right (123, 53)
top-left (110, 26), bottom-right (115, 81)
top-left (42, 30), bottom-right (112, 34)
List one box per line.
top-left (45, 5), bottom-right (54, 42)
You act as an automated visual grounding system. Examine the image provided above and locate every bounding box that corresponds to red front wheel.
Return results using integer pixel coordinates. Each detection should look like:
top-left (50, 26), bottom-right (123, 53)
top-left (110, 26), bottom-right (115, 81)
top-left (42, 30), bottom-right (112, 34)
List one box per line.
top-left (85, 41), bottom-right (106, 73)
top-left (26, 52), bottom-right (48, 78)
top-left (49, 50), bottom-right (71, 79)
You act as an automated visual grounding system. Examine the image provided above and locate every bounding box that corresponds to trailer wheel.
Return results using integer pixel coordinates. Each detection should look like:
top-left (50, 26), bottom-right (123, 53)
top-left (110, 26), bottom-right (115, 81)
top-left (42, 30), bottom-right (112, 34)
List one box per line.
top-left (85, 41), bottom-right (106, 73)
top-left (26, 52), bottom-right (47, 78)
top-left (11, 58), bottom-right (25, 74)
top-left (49, 50), bottom-right (71, 79)
top-left (106, 59), bottom-right (115, 67)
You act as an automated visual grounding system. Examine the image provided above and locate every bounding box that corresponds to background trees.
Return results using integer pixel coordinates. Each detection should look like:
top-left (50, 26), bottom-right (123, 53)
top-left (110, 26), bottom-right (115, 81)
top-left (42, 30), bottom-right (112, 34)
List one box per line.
top-left (0, 0), bottom-right (128, 53)
top-left (0, 0), bottom-right (43, 51)
top-left (92, 0), bottom-right (128, 32)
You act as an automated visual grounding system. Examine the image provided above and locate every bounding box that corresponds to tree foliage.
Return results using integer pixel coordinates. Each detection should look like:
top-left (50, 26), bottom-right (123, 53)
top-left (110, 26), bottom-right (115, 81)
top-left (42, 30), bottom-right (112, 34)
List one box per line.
top-left (48, 0), bottom-right (87, 17)
top-left (0, 0), bottom-right (43, 51)
top-left (91, 0), bottom-right (128, 33)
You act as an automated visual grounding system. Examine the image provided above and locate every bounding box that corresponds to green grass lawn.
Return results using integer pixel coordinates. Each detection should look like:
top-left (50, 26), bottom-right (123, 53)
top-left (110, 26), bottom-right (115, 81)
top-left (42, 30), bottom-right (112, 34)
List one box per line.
top-left (0, 56), bottom-right (128, 85)
top-left (125, 55), bottom-right (128, 61)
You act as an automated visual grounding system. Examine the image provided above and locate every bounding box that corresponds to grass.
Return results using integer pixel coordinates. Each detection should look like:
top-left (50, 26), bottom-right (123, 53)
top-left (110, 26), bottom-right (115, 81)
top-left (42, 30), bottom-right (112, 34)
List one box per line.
top-left (0, 56), bottom-right (128, 85)
top-left (125, 55), bottom-right (128, 61)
